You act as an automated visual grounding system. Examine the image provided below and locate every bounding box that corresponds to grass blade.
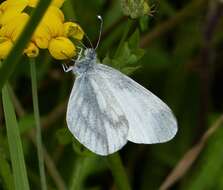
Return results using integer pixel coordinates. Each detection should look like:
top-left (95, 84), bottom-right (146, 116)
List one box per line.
top-left (2, 84), bottom-right (30, 190)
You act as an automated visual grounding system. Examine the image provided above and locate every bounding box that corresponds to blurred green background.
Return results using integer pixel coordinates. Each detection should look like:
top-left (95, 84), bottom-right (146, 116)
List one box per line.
top-left (1, 0), bottom-right (223, 189)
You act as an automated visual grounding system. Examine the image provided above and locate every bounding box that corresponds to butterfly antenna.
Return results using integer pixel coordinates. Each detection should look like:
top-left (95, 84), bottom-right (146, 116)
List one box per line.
top-left (78, 40), bottom-right (87, 49)
top-left (95, 15), bottom-right (103, 50)
top-left (84, 32), bottom-right (94, 49)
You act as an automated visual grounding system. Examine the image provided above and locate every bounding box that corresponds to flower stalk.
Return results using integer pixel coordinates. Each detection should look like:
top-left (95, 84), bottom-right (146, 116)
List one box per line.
top-left (30, 58), bottom-right (47, 190)
top-left (107, 153), bottom-right (131, 190)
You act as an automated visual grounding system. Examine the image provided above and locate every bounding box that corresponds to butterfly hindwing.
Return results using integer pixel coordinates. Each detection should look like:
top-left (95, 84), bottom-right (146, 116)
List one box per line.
top-left (66, 70), bottom-right (129, 156)
top-left (95, 63), bottom-right (177, 144)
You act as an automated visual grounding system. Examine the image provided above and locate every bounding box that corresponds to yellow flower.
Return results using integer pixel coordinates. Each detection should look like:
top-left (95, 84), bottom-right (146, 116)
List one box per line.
top-left (32, 6), bottom-right (64, 48)
top-left (40, 6), bottom-right (64, 35)
top-left (48, 37), bottom-right (76, 60)
top-left (1, 0), bottom-right (65, 9)
top-left (0, 12), bottom-right (31, 59)
top-left (0, 12), bottom-right (29, 42)
top-left (0, 0), bottom-right (82, 60)
top-left (0, 0), bottom-right (65, 25)
top-left (28, 0), bottom-right (65, 8)
top-left (0, 0), bottom-right (27, 11)
top-left (64, 22), bottom-right (84, 40)
top-left (24, 42), bottom-right (39, 58)
top-left (32, 25), bottom-right (51, 49)
top-left (0, 36), bottom-right (13, 59)
top-left (0, 0), bottom-right (27, 25)
top-left (31, 5), bottom-right (82, 60)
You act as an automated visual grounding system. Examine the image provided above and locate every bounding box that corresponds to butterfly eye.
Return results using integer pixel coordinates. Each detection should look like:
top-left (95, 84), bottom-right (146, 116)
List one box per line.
top-left (75, 62), bottom-right (80, 68)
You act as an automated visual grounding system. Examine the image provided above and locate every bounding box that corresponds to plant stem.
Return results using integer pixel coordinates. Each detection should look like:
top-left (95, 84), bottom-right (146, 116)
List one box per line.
top-left (197, 0), bottom-right (223, 137)
top-left (62, 0), bottom-right (76, 20)
top-left (70, 156), bottom-right (85, 190)
top-left (30, 59), bottom-right (47, 190)
top-left (107, 153), bottom-right (131, 190)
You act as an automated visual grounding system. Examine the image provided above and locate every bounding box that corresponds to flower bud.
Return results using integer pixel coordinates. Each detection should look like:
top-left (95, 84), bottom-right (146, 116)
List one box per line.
top-left (121, 0), bottom-right (151, 19)
top-left (64, 22), bottom-right (84, 40)
top-left (39, 6), bottom-right (64, 37)
top-left (33, 6), bottom-right (64, 48)
top-left (24, 42), bottom-right (39, 58)
top-left (33, 25), bottom-right (51, 49)
top-left (48, 37), bottom-right (76, 60)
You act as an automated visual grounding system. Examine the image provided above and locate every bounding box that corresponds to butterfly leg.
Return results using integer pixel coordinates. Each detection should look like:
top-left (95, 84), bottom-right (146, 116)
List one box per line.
top-left (77, 47), bottom-right (83, 60)
top-left (62, 64), bottom-right (74, 73)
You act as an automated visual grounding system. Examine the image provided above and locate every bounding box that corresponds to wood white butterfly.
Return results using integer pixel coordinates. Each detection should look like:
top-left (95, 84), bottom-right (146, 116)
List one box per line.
top-left (63, 48), bottom-right (177, 156)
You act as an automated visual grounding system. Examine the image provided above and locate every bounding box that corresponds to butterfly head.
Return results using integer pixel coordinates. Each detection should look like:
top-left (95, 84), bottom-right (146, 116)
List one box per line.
top-left (73, 48), bottom-right (97, 75)
top-left (72, 15), bottom-right (102, 75)
top-left (84, 48), bottom-right (96, 60)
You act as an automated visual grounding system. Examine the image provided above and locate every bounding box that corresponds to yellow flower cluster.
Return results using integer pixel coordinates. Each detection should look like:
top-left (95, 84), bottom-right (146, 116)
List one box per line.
top-left (0, 0), bottom-right (84, 60)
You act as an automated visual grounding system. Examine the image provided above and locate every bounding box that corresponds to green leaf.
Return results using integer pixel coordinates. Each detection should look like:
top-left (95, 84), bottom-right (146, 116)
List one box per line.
top-left (184, 126), bottom-right (223, 190)
top-left (56, 128), bottom-right (73, 145)
top-left (72, 138), bottom-right (92, 157)
top-left (0, 152), bottom-right (14, 190)
top-left (128, 30), bottom-right (140, 48)
top-left (2, 84), bottom-right (30, 190)
top-left (121, 66), bottom-right (141, 75)
top-left (103, 30), bottom-right (144, 75)
top-left (18, 115), bottom-right (35, 134)
top-left (0, 133), bottom-right (9, 157)
top-left (139, 16), bottom-right (150, 32)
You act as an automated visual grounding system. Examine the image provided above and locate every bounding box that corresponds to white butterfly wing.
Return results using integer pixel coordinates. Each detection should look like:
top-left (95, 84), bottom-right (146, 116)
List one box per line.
top-left (95, 63), bottom-right (178, 144)
top-left (66, 71), bottom-right (129, 156)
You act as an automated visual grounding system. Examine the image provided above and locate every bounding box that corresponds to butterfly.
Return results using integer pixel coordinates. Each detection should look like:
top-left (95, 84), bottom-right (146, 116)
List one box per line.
top-left (62, 16), bottom-right (177, 156)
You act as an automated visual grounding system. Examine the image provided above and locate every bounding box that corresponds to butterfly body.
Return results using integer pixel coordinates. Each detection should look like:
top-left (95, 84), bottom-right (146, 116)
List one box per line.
top-left (66, 48), bottom-right (177, 155)
top-left (73, 48), bottom-right (96, 75)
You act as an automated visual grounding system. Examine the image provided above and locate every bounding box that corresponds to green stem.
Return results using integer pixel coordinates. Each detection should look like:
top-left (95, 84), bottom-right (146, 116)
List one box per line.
top-left (30, 59), bottom-right (47, 190)
top-left (0, 0), bottom-right (52, 91)
top-left (70, 156), bottom-right (85, 190)
top-left (107, 153), bottom-right (131, 190)
top-left (115, 19), bottom-right (133, 57)
top-left (2, 83), bottom-right (30, 190)
top-left (62, 0), bottom-right (76, 20)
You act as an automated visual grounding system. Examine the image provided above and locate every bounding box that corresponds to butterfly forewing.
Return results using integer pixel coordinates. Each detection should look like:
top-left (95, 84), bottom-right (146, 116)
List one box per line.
top-left (95, 63), bottom-right (177, 144)
top-left (66, 71), bottom-right (129, 156)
